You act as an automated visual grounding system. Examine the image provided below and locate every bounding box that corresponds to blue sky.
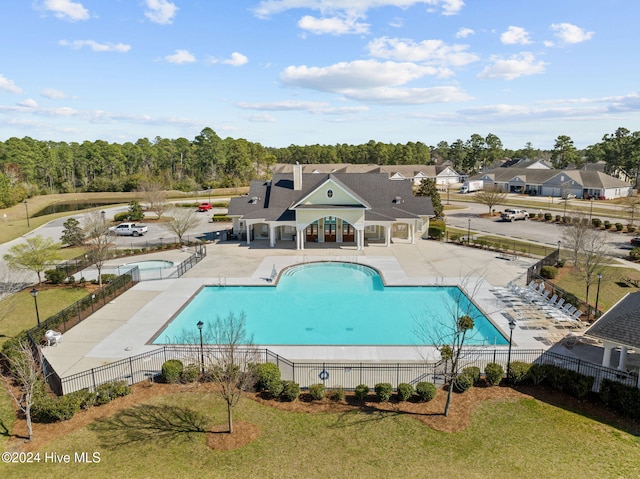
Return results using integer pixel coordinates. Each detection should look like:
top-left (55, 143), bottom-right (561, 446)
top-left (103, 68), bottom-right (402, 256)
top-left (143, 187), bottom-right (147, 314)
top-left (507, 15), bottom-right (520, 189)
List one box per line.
top-left (0, 0), bottom-right (638, 149)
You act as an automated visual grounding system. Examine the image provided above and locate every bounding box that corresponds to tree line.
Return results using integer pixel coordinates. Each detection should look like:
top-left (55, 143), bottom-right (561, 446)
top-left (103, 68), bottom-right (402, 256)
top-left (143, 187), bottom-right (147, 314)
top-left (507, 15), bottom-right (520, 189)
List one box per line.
top-left (0, 126), bottom-right (638, 209)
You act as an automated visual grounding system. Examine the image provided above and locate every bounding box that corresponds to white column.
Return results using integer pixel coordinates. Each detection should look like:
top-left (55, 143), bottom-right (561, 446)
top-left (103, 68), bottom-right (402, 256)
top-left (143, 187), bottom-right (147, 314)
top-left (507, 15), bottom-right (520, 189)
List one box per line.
top-left (245, 222), bottom-right (251, 245)
top-left (269, 224), bottom-right (276, 248)
top-left (618, 346), bottom-right (628, 370)
top-left (410, 223), bottom-right (415, 244)
top-left (297, 227), bottom-right (304, 250)
top-left (385, 225), bottom-right (391, 246)
top-left (602, 341), bottom-right (614, 368)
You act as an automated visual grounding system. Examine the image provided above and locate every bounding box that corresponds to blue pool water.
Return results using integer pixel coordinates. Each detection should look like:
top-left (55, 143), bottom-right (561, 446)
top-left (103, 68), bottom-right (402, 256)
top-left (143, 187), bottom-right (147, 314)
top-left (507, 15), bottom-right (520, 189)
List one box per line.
top-left (153, 262), bottom-right (507, 346)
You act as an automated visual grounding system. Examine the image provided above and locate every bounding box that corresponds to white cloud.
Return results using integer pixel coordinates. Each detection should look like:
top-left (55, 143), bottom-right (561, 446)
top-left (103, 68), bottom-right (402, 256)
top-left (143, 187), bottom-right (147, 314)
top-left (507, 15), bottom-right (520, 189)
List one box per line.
top-left (59, 40), bottom-right (131, 52)
top-left (164, 49), bottom-right (196, 64)
top-left (0, 75), bottom-right (23, 94)
top-left (478, 52), bottom-right (546, 80)
top-left (550, 23), bottom-right (594, 44)
top-left (253, 1), bottom-right (464, 19)
top-left (298, 14), bottom-right (370, 35)
top-left (237, 100), bottom-right (370, 114)
top-left (456, 27), bottom-right (474, 39)
top-left (41, 0), bottom-right (89, 21)
top-left (501, 26), bottom-right (532, 45)
top-left (367, 37), bottom-right (479, 70)
top-left (41, 88), bottom-right (69, 99)
top-left (280, 59), bottom-right (437, 92)
top-left (144, 0), bottom-right (179, 25)
top-left (223, 52), bottom-right (249, 66)
top-left (340, 85), bottom-right (472, 104)
top-left (17, 98), bottom-right (38, 108)
top-left (244, 113), bottom-right (277, 123)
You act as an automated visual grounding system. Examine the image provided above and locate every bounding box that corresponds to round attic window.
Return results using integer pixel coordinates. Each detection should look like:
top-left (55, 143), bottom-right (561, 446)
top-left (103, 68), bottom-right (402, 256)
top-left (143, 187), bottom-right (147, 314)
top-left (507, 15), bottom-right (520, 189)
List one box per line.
top-left (327, 189), bottom-right (333, 198)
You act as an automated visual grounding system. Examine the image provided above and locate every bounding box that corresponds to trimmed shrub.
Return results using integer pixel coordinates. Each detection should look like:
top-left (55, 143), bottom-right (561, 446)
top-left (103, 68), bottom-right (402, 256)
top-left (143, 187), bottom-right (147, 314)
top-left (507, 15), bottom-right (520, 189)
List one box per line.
top-left (454, 372), bottom-right (474, 392)
top-left (428, 219), bottom-right (446, 240)
top-left (462, 366), bottom-right (481, 385)
top-left (32, 394), bottom-right (81, 423)
top-left (68, 388), bottom-right (97, 410)
top-left (604, 220), bottom-right (611, 229)
top-left (45, 268), bottom-right (66, 284)
top-left (629, 247), bottom-right (640, 261)
top-left (374, 382), bottom-right (393, 402)
top-left (397, 383), bottom-right (414, 402)
top-left (599, 379), bottom-right (640, 420)
top-left (527, 364), bottom-right (546, 385)
top-left (592, 218), bottom-right (602, 228)
top-left (538, 364), bottom-right (594, 399)
top-left (99, 274), bottom-right (117, 284)
top-left (308, 383), bottom-right (326, 400)
top-left (555, 215), bottom-right (562, 222)
top-left (180, 363), bottom-right (200, 383)
top-left (544, 213), bottom-right (552, 221)
top-left (114, 211), bottom-right (130, 222)
top-left (161, 359), bottom-right (184, 384)
top-left (540, 265), bottom-right (558, 279)
top-left (354, 384), bottom-right (370, 400)
top-left (280, 380), bottom-right (300, 402)
top-left (253, 362), bottom-right (281, 391)
top-left (615, 222), bottom-right (624, 231)
top-left (95, 380), bottom-right (131, 405)
top-left (484, 362), bottom-right (504, 386)
top-left (329, 387), bottom-right (345, 402)
top-left (628, 225), bottom-right (636, 233)
top-left (415, 382), bottom-right (437, 402)
top-left (267, 379), bottom-right (285, 399)
top-left (508, 361), bottom-right (531, 385)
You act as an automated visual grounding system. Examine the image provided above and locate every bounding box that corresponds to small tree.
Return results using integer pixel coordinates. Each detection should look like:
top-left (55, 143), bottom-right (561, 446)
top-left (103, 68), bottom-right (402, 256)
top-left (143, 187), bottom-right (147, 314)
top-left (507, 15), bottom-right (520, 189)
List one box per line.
top-left (206, 312), bottom-right (258, 434)
top-left (139, 180), bottom-right (168, 220)
top-left (60, 217), bottom-right (85, 246)
top-left (3, 235), bottom-right (61, 284)
top-left (416, 179), bottom-right (443, 217)
top-left (127, 201), bottom-right (145, 221)
top-left (163, 207), bottom-right (200, 244)
top-left (83, 211), bottom-right (113, 287)
top-left (475, 185), bottom-right (508, 215)
top-left (1, 340), bottom-right (42, 441)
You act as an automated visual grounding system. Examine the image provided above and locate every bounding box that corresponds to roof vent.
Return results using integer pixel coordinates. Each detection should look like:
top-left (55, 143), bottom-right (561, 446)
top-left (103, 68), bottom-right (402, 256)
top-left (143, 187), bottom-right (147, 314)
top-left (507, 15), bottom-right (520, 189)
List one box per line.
top-left (394, 196), bottom-right (402, 204)
top-left (249, 196), bottom-right (259, 204)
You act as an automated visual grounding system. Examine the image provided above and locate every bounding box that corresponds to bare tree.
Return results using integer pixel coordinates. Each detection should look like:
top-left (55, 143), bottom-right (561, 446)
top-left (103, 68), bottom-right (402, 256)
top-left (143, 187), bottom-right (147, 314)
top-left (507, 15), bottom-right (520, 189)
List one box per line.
top-left (622, 195), bottom-right (640, 227)
top-left (3, 235), bottom-right (61, 285)
top-left (139, 180), bottom-right (169, 220)
top-left (413, 279), bottom-right (483, 416)
top-left (563, 219), bottom-right (609, 319)
top-left (474, 185), bottom-right (508, 215)
top-left (162, 207), bottom-right (200, 244)
top-left (1, 340), bottom-right (42, 441)
top-left (83, 211), bottom-right (113, 287)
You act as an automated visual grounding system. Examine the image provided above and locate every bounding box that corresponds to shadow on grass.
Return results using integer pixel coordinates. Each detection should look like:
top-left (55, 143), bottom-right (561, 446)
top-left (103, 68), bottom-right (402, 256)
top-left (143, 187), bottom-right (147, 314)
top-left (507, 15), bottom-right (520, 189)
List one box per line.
top-left (89, 404), bottom-right (213, 448)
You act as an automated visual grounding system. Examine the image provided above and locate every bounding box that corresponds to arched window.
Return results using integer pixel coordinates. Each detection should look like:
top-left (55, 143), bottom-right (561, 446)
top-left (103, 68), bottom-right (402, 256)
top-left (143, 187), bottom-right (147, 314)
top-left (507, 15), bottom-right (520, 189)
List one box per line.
top-left (327, 189), bottom-right (333, 198)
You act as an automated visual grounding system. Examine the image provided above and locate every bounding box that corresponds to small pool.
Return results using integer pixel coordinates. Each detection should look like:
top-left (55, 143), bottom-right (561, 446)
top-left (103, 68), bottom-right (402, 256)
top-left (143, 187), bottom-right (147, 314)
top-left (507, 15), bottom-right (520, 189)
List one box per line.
top-left (119, 260), bottom-right (174, 272)
top-left (153, 262), bottom-right (507, 346)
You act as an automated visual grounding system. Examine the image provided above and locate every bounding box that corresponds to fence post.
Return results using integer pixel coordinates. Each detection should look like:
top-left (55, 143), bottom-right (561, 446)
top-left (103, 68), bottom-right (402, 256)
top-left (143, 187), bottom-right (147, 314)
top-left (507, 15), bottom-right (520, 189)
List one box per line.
top-left (130, 357), bottom-right (134, 384)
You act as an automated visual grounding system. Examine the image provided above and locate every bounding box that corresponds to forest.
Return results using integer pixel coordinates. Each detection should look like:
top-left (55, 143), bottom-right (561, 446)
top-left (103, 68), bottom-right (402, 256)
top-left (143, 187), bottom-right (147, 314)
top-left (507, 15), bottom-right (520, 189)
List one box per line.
top-left (0, 126), bottom-right (638, 209)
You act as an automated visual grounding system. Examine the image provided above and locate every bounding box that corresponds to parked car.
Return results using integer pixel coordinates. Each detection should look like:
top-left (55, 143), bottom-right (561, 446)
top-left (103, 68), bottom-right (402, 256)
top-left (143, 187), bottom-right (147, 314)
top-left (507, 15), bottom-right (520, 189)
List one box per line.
top-left (501, 208), bottom-right (529, 222)
top-left (108, 222), bottom-right (148, 237)
top-left (631, 237), bottom-right (640, 247)
top-left (197, 202), bottom-right (213, 212)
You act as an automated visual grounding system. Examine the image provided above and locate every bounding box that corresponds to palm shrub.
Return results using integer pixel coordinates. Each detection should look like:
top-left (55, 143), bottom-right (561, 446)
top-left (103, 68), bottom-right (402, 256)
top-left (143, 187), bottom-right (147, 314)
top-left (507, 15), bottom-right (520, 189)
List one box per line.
top-left (308, 383), bottom-right (326, 400)
top-left (396, 383), bottom-right (414, 402)
top-left (484, 362), bottom-right (504, 386)
top-left (416, 382), bottom-right (437, 402)
top-left (161, 359), bottom-right (184, 384)
top-left (374, 383), bottom-right (393, 402)
top-left (354, 384), bottom-right (370, 400)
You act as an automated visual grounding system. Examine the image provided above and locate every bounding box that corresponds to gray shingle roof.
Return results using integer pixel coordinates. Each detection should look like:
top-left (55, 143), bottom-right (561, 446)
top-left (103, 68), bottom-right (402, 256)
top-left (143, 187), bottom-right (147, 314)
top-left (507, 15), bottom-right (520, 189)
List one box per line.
top-left (471, 167), bottom-right (631, 189)
top-left (228, 172), bottom-right (434, 222)
top-left (585, 291), bottom-right (640, 349)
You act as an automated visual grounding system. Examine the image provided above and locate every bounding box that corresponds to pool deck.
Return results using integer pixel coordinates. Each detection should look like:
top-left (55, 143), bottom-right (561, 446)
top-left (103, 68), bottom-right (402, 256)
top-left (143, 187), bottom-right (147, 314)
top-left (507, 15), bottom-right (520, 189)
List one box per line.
top-left (42, 240), bottom-right (587, 378)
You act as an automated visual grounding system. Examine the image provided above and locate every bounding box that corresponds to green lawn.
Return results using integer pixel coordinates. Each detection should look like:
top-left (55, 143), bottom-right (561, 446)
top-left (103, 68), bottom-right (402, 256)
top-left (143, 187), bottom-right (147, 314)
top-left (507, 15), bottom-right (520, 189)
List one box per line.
top-left (0, 390), bottom-right (638, 478)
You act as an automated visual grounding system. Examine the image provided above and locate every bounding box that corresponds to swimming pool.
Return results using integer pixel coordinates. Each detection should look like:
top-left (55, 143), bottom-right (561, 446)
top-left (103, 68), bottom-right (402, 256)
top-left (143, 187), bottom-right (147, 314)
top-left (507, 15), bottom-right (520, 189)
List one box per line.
top-left (153, 262), bottom-right (507, 346)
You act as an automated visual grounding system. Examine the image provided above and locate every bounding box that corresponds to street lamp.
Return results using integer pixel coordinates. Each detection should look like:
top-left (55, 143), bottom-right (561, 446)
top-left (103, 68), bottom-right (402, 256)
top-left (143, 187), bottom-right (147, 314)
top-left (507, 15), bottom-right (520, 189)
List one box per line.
top-left (101, 210), bottom-right (106, 223)
top-left (197, 320), bottom-right (205, 375)
top-left (594, 273), bottom-right (603, 320)
top-left (208, 187), bottom-right (212, 203)
top-left (24, 200), bottom-right (30, 227)
top-left (557, 240), bottom-right (561, 264)
top-left (507, 319), bottom-right (516, 384)
top-left (467, 218), bottom-right (471, 245)
top-left (30, 288), bottom-right (40, 326)
top-left (589, 197), bottom-right (595, 223)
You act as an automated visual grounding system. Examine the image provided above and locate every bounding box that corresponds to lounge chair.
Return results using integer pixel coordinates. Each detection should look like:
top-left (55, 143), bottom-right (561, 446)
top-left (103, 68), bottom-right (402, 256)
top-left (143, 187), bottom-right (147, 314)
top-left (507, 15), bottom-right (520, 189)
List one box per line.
top-left (547, 294), bottom-right (558, 306)
top-left (561, 303), bottom-right (573, 314)
top-left (566, 306), bottom-right (577, 316)
top-left (571, 309), bottom-right (583, 321)
top-left (539, 289), bottom-right (551, 301)
top-left (554, 298), bottom-right (565, 309)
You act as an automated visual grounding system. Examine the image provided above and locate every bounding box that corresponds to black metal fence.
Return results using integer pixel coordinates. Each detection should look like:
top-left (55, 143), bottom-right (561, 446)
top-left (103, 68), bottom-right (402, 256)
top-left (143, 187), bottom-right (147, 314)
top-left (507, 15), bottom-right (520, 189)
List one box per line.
top-left (526, 249), bottom-right (559, 283)
top-left (54, 345), bottom-right (638, 395)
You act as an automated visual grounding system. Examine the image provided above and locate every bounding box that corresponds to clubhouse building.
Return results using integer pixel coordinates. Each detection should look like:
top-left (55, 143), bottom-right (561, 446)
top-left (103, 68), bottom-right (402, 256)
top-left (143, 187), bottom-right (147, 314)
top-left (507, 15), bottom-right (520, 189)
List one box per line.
top-left (228, 164), bottom-right (434, 250)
